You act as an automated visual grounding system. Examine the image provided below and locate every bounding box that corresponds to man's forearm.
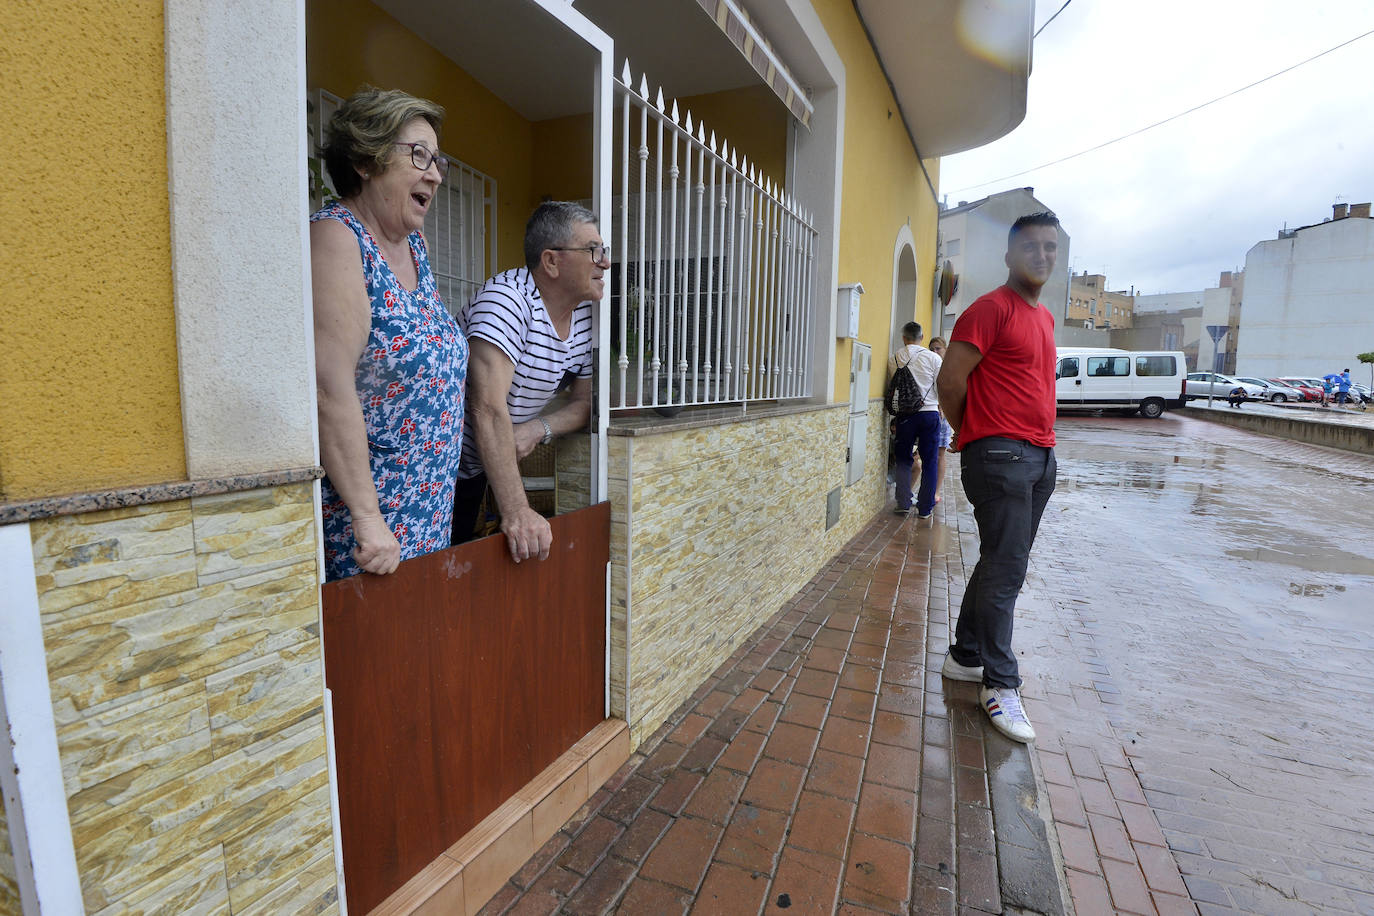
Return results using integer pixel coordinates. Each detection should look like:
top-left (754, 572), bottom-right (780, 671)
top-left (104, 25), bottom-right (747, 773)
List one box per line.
top-left (938, 377), bottom-right (968, 436)
top-left (538, 390), bottom-right (591, 437)
top-left (472, 407), bottom-right (529, 516)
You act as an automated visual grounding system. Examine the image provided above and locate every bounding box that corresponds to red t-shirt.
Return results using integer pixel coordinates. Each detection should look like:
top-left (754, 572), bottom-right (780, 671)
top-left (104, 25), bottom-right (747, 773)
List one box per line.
top-left (949, 285), bottom-right (1057, 448)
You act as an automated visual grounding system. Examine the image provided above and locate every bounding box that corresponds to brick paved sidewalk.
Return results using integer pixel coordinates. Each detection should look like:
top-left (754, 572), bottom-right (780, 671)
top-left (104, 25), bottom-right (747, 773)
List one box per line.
top-left (478, 488), bottom-right (1073, 916)
top-left (1009, 578), bottom-right (1196, 916)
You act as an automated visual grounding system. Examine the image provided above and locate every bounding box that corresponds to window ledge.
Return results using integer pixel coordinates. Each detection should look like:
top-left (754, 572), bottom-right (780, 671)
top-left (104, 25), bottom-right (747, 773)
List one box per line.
top-left (607, 398), bottom-right (878, 437)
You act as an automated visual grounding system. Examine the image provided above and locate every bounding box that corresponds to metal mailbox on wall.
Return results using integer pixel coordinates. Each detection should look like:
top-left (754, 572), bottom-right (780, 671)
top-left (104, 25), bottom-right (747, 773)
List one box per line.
top-left (837, 283), bottom-right (864, 339)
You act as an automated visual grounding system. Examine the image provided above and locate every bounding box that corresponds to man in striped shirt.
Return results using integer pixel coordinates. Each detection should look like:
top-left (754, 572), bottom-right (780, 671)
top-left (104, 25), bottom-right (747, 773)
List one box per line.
top-left (454, 201), bottom-right (600, 563)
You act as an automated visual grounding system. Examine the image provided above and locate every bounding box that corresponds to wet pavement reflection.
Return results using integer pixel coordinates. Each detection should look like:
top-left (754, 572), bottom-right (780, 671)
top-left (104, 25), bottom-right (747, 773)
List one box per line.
top-left (1017, 412), bottom-right (1374, 913)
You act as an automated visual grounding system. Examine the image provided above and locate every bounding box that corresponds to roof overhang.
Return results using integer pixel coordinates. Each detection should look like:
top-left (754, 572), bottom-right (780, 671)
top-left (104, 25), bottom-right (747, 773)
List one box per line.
top-left (854, 0), bottom-right (1033, 158)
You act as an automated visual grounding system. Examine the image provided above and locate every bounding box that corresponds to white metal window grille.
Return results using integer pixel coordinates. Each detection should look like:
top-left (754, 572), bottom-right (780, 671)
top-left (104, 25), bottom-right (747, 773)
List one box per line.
top-left (610, 64), bottom-right (818, 411)
top-left (423, 163), bottom-right (497, 313)
top-left (308, 88), bottom-right (497, 315)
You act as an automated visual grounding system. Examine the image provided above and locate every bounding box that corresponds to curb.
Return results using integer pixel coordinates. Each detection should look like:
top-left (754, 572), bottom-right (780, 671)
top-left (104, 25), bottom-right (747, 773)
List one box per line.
top-left (1179, 404), bottom-right (1374, 456)
top-left (985, 732), bottom-right (1069, 915)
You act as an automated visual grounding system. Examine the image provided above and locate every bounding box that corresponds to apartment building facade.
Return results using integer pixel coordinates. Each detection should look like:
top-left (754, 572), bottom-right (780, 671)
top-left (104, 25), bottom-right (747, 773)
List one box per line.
top-left (1068, 272), bottom-right (1134, 329)
top-left (1236, 202), bottom-right (1374, 379)
top-left (936, 186), bottom-right (1071, 341)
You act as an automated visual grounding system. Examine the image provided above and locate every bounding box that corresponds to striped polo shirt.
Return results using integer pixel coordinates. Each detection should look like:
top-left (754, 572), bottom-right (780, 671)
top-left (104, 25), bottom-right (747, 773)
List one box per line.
top-left (456, 266), bottom-right (594, 480)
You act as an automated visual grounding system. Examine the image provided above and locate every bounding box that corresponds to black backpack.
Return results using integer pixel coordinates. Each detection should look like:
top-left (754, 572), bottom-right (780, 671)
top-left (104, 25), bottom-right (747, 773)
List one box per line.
top-left (884, 364), bottom-right (926, 416)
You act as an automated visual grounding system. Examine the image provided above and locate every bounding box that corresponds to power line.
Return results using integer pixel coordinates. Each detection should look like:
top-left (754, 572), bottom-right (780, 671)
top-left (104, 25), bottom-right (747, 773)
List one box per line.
top-left (1034, 0), bottom-right (1074, 39)
top-left (948, 26), bottom-right (1374, 195)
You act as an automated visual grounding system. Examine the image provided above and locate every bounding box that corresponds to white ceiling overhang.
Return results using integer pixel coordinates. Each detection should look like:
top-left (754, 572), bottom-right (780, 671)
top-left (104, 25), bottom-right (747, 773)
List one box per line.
top-left (854, 0), bottom-right (1033, 158)
top-left (376, 0), bottom-right (606, 121)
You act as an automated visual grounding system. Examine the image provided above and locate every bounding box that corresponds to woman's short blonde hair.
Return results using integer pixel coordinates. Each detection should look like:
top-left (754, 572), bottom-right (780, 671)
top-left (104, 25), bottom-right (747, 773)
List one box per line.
top-left (323, 87), bottom-right (445, 198)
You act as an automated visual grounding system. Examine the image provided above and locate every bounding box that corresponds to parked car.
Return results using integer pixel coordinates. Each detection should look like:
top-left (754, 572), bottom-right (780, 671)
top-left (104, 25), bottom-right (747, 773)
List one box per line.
top-left (1184, 372), bottom-right (1265, 400)
top-left (1280, 376), bottom-right (1340, 402)
top-left (1352, 383), bottom-right (1374, 404)
top-left (1270, 377), bottom-right (1322, 401)
top-left (1236, 376), bottom-right (1304, 402)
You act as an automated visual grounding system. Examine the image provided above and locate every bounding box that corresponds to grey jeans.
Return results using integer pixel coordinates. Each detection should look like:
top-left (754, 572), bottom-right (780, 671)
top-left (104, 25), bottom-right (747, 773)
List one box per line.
top-left (950, 436), bottom-right (1056, 688)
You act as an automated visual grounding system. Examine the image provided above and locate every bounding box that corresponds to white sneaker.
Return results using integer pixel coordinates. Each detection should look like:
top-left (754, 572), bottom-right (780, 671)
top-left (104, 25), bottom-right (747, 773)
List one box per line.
top-left (979, 686), bottom-right (1035, 743)
top-left (940, 652), bottom-right (983, 683)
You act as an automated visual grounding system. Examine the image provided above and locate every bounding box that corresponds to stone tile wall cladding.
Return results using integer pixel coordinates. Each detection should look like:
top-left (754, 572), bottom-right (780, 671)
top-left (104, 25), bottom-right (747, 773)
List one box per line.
top-left (0, 807), bottom-right (16, 915)
top-left (609, 401), bottom-right (888, 746)
top-left (27, 483), bottom-right (339, 914)
top-left (554, 435), bottom-right (593, 516)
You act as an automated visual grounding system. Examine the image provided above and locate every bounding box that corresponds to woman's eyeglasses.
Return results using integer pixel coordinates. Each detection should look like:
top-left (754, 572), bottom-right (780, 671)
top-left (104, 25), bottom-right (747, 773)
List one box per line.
top-left (393, 142), bottom-right (450, 180)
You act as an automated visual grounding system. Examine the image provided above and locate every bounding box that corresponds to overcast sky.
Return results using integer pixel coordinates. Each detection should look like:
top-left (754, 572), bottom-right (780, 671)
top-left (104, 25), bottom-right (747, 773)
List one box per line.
top-left (938, 0), bottom-right (1374, 295)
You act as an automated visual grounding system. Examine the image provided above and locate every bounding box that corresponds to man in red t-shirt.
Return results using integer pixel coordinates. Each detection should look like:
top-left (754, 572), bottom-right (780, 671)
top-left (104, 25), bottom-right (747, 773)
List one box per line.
top-left (935, 211), bottom-right (1061, 744)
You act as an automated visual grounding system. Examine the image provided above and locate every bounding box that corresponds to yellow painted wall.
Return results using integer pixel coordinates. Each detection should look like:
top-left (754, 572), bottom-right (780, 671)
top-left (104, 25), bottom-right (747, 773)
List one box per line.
top-left (531, 113), bottom-right (595, 204)
top-left (0, 0), bottom-right (185, 501)
top-left (810, 0), bottom-right (941, 399)
top-left (307, 0), bottom-right (534, 270)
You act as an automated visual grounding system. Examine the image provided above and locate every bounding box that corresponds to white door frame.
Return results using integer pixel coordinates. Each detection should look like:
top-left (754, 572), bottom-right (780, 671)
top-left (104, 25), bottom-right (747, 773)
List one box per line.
top-left (890, 223), bottom-right (919, 360)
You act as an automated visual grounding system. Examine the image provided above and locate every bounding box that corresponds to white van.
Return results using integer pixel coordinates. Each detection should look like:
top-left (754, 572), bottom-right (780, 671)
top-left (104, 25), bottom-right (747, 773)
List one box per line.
top-left (1055, 347), bottom-right (1187, 418)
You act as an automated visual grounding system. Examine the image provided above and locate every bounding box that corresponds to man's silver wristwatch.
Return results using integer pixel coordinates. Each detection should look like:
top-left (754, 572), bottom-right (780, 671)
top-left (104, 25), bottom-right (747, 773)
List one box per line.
top-left (538, 417), bottom-right (553, 445)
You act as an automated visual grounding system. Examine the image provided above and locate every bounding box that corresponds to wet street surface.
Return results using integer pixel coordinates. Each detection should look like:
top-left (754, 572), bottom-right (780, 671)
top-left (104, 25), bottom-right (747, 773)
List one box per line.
top-left (481, 411), bottom-right (1371, 915)
top-left (1019, 413), bottom-right (1374, 914)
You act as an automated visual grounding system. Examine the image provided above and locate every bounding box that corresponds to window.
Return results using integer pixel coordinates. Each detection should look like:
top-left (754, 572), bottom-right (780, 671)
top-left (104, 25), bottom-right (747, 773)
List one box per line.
top-left (946, 238), bottom-right (961, 256)
top-left (423, 163), bottom-right (497, 312)
top-left (1057, 357), bottom-right (1079, 379)
top-left (1164, 331), bottom-right (1179, 350)
top-left (1087, 356), bottom-right (1128, 377)
top-left (1089, 300), bottom-right (1096, 315)
top-left (609, 73), bottom-right (816, 408)
top-left (1136, 355), bottom-right (1176, 377)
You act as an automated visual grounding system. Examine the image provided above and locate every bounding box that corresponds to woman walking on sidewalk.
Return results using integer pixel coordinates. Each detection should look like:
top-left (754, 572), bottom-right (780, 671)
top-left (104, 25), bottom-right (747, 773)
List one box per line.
top-left (928, 337), bottom-right (956, 505)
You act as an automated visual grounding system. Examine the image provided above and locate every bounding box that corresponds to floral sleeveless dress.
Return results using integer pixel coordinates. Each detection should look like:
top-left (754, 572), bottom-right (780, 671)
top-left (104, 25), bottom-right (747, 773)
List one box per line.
top-left (311, 203), bottom-right (468, 580)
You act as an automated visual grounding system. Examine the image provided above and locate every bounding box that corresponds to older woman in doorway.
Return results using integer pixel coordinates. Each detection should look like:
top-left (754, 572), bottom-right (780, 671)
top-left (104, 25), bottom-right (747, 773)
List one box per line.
top-left (311, 87), bottom-right (468, 580)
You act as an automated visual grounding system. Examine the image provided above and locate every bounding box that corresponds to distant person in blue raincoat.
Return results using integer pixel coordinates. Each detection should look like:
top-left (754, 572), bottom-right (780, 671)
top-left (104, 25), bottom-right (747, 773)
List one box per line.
top-left (1335, 369), bottom-right (1365, 410)
top-left (1336, 369), bottom-right (1353, 406)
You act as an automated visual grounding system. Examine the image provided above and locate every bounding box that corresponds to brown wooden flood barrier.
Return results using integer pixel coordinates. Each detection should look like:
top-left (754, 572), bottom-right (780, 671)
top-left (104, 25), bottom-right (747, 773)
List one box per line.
top-left (322, 502), bottom-right (609, 915)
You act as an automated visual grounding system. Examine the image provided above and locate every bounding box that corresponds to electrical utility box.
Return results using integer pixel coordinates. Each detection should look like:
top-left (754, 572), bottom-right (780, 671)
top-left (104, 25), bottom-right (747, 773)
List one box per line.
top-left (846, 342), bottom-right (871, 485)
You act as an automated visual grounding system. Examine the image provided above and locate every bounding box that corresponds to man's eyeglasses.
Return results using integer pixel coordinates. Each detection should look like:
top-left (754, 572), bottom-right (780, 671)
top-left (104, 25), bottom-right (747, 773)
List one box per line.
top-left (393, 142), bottom-right (450, 180)
top-left (549, 244), bottom-right (612, 264)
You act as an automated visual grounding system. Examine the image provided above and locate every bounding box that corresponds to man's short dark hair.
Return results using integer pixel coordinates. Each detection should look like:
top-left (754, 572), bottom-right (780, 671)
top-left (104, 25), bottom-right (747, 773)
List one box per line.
top-left (1008, 211), bottom-right (1060, 248)
top-left (902, 321), bottom-right (922, 342)
top-left (525, 201), bottom-right (599, 272)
